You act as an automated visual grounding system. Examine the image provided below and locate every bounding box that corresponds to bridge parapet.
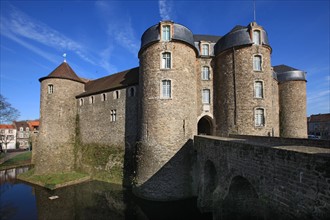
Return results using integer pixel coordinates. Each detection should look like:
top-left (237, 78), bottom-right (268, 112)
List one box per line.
top-left (194, 135), bottom-right (330, 219)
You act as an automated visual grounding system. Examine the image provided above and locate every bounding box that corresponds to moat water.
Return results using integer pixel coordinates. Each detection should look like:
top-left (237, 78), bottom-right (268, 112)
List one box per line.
top-left (0, 166), bottom-right (211, 220)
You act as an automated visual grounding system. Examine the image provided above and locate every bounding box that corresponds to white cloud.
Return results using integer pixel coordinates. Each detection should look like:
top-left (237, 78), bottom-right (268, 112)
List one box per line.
top-left (0, 6), bottom-right (98, 66)
top-left (159, 0), bottom-right (173, 21)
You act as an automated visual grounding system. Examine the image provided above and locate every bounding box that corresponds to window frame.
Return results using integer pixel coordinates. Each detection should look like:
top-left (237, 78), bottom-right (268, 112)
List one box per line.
top-left (162, 25), bottom-right (171, 41)
top-left (128, 87), bottom-right (136, 97)
top-left (110, 109), bottom-right (117, 122)
top-left (161, 52), bottom-right (172, 69)
top-left (101, 93), bottom-right (107, 102)
top-left (254, 108), bottom-right (265, 127)
top-left (253, 55), bottom-right (262, 71)
top-left (254, 81), bottom-right (264, 98)
top-left (89, 96), bottom-right (95, 104)
top-left (202, 66), bottom-right (210, 80)
top-left (114, 90), bottom-right (120, 99)
top-left (79, 98), bottom-right (84, 106)
top-left (48, 84), bottom-right (54, 94)
top-left (253, 30), bottom-right (261, 45)
top-left (161, 79), bottom-right (172, 99)
top-left (202, 89), bottom-right (211, 104)
top-left (201, 43), bottom-right (210, 56)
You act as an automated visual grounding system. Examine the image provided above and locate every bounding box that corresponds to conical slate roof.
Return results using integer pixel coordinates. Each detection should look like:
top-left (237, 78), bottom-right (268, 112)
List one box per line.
top-left (39, 62), bottom-right (84, 83)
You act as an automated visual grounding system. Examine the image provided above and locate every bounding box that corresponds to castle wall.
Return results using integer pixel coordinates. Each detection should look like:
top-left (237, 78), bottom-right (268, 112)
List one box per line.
top-left (279, 81), bottom-right (307, 138)
top-left (134, 41), bottom-right (197, 200)
top-left (35, 78), bottom-right (84, 174)
top-left (214, 45), bottom-right (277, 136)
top-left (76, 86), bottom-right (138, 184)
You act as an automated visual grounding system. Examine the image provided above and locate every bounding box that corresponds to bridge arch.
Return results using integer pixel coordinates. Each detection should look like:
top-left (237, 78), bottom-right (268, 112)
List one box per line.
top-left (197, 115), bottom-right (214, 135)
top-left (199, 160), bottom-right (218, 211)
top-left (221, 176), bottom-right (260, 218)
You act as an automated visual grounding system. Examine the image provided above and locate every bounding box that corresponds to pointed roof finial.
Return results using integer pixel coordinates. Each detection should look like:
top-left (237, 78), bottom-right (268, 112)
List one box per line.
top-left (63, 53), bottom-right (67, 63)
top-left (253, 0), bottom-right (257, 22)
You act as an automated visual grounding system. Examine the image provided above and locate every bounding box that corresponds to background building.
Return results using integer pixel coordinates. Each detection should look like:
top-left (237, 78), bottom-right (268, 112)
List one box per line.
top-left (308, 113), bottom-right (330, 139)
top-left (0, 124), bottom-right (17, 151)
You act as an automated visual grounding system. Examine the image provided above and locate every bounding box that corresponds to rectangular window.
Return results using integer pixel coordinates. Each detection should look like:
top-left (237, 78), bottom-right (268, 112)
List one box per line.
top-left (255, 108), bottom-right (265, 126)
top-left (253, 30), bottom-right (260, 45)
top-left (162, 80), bottom-right (171, 98)
top-left (110, 110), bottom-right (117, 122)
top-left (162, 52), bottom-right (171, 69)
top-left (101, 93), bottom-right (107, 101)
top-left (254, 81), bottom-right (263, 98)
top-left (202, 89), bottom-right (210, 104)
top-left (201, 44), bottom-right (209, 56)
top-left (253, 55), bottom-right (262, 71)
top-left (48, 84), bottom-right (54, 94)
top-left (202, 66), bottom-right (210, 80)
top-left (162, 25), bottom-right (171, 41)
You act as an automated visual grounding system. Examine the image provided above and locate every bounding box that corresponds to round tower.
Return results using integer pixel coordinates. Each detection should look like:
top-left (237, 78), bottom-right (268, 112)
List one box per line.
top-left (276, 66), bottom-right (307, 138)
top-left (134, 21), bottom-right (198, 200)
top-left (214, 22), bottom-right (279, 136)
top-left (35, 62), bottom-right (85, 174)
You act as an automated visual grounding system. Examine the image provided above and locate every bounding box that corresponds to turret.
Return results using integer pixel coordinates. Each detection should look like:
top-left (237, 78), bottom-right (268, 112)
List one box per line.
top-left (134, 21), bottom-right (198, 200)
top-left (35, 62), bottom-right (85, 174)
top-left (275, 65), bottom-right (307, 138)
top-left (214, 22), bottom-right (279, 137)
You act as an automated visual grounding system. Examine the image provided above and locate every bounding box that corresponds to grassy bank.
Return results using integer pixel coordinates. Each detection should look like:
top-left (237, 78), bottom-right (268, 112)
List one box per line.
top-left (18, 169), bottom-right (90, 190)
top-left (0, 151), bottom-right (32, 170)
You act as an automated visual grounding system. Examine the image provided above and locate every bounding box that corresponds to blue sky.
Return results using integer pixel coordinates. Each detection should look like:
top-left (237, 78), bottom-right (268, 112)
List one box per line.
top-left (0, 0), bottom-right (329, 121)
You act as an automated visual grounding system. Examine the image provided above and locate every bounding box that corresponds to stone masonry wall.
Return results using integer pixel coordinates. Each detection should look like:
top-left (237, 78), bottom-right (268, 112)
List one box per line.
top-left (195, 135), bottom-right (330, 219)
top-left (279, 80), bottom-right (307, 138)
top-left (35, 78), bottom-right (85, 174)
top-left (214, 45), bottom-right (277, 137)
top-left (134, 41), bottom-right (197, 200)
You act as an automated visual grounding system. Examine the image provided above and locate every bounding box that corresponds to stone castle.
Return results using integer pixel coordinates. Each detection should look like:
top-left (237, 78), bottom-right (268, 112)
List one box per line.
top-left (35, 21), bottom-right (308, 200)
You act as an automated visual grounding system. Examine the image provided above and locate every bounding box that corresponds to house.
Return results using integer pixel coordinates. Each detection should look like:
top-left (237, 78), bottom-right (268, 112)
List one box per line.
top-left (0, 124), bottom-right (17, 151)
top-left (13, 121), bottom-right (31, 149)
top-left (308, 113), bottom-right (330, 139)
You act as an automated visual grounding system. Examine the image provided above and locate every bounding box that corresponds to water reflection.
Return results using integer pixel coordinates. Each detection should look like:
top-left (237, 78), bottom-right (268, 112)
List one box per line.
top-left (0, 167), bottom-right (211, 220)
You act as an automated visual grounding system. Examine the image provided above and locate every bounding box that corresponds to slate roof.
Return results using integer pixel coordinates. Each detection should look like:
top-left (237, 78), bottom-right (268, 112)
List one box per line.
top-left (273, 65), bottom-right (299, 73)
top-left (308, 114), bottom-right (330, 123)
top-left (193, 35), bottom-right (222, 42)
top-left (39, 62), bottom-right (84, 83)
top-left (77, 67), bottom-right (139, 98)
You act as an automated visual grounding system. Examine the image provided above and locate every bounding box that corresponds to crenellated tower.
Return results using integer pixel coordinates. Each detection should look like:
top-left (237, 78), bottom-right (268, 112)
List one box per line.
top-left (35, 62), bottom-right (85, 174)
top-left (134, 21), bottom-right (198, 200)
top-left (213, 22), bottom-right (279, 137)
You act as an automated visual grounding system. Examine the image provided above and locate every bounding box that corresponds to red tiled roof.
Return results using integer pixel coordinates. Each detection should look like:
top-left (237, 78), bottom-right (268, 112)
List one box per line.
top-left (27, 120), bottom-right (40, 130)
top-left (77, 67), bottom-right (139, 98)
top-left (39, 62), bottom-right (84, 83)
top-left (0, 124), bottom-right (15, 129)
top-left (308, 113), bottom-right (330, 123)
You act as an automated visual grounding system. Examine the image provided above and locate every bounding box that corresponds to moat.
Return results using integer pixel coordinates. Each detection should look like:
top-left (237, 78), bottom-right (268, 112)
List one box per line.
top-left (1, 166), bottom-right (211, 220)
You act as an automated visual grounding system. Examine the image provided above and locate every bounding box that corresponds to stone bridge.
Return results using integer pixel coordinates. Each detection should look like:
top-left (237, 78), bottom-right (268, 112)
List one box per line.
top-left (194, 135), bottom-right (330, 219)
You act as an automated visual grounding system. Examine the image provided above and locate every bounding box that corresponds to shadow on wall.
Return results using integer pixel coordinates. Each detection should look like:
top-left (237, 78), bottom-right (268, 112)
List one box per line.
top-left (214, 176), bottom-right (281, 220)
top-left (133, 139), bottom-right (195, 201)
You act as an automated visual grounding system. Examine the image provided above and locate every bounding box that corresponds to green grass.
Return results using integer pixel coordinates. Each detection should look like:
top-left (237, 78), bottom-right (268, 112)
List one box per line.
top-left (0, 151), bottom-right (32, 170)
top-left (19, 168), bottom-right (90, 190)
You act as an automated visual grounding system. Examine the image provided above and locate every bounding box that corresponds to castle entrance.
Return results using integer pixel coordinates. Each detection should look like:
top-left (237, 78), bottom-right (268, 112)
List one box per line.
top-left (198, 116), bottom-right (213, 135)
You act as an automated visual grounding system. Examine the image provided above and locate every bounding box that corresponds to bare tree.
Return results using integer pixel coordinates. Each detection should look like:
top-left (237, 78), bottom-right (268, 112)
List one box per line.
top-left (0, 134), bottom-right (14, 154)
top-left (0, 94), bottom-right (20, 124)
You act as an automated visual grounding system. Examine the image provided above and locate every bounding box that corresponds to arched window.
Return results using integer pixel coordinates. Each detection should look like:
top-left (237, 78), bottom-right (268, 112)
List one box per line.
top-left (162, 25), bottom-right (171, 41)
top-left (161, 80), bottom-right (171, 98)
top-left (201, 44), bottom-right (209, 56)
top-left (253, 30), bottom-right (261, 45)
top-left (202, 89), bottom-right (210, 104)
top-left (202, 66), bottom-right (210, 80)
top-left (129, 87), bottom-right (135, 97)
top-left (79, 98), bottom-right (84, 106)
top-left (162, 52), bottom-right (171, 69)
top-left (254, 81), bottom-right (263, 98)
top-left (89, 96), bottom-right (94, 104)
top-left (101, 93), bottom-right (107, 101)
top-left (255, 108), bottom-right (265, 127)
top-left (114, 90), bottom-right (120, 99)
top-left (253, 55), bottom-right (262, 71)
top-left (48, 84), bottom-right (54, 94)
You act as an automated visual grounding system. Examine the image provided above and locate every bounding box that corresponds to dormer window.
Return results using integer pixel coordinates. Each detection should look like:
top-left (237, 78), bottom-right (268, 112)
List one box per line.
top-left (162, 25), bottom-right (171, 41)
top-left (201, 44), bottom-right (209, 56)
top-left (253, 30), bottom-right (261, 45)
